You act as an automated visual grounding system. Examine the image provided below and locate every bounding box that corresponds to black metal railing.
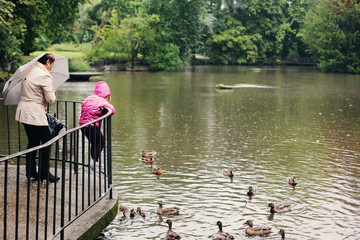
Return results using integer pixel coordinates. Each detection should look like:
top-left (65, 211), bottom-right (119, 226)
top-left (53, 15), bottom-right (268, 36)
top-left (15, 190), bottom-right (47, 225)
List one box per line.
top-left (0, 99), bottom-right (113, 240)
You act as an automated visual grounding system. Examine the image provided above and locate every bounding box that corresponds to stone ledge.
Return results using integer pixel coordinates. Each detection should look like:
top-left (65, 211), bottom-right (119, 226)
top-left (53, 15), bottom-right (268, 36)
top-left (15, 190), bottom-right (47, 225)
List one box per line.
top-left (62, 190), bottom-right (118, 240)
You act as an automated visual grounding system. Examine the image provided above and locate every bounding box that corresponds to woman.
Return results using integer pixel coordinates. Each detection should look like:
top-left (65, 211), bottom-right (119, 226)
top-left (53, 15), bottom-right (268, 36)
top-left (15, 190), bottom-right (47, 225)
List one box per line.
top-left (78, 81), bottom-right (115, 170)
top-left (15, 53), bottom-right (59, 182)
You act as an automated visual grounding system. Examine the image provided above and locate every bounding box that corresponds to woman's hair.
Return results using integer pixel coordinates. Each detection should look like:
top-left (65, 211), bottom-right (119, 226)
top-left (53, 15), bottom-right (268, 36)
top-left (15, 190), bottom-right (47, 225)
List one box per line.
top-left (37, 53), bottom-right (55, 65)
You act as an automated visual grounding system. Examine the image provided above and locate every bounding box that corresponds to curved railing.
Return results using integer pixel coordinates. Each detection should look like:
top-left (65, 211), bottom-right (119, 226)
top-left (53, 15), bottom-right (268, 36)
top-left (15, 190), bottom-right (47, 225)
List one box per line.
top-left (0, 99), bottom-right (113, 240)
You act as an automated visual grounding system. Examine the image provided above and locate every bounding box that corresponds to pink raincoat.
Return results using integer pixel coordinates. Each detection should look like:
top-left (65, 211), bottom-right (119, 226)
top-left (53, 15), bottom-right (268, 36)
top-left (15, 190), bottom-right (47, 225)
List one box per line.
top-left (78, 81), bottom-right (115, 126)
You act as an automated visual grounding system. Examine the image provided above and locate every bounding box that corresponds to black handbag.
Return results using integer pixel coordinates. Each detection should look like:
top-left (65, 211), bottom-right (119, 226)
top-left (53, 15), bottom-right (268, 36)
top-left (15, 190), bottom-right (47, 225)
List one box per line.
top-left (47, 113), bottom-right (64, 138)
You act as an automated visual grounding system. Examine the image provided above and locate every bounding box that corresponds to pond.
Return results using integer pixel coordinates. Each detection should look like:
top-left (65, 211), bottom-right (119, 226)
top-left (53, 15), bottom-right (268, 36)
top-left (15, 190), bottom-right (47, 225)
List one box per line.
top-left (3, 65), bottom-right (360, 239)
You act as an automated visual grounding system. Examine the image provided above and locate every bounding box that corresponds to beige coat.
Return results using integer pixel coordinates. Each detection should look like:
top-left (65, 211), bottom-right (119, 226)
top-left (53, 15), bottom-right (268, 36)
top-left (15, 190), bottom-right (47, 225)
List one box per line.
top-left (15, 62), bottom-right (56, 126)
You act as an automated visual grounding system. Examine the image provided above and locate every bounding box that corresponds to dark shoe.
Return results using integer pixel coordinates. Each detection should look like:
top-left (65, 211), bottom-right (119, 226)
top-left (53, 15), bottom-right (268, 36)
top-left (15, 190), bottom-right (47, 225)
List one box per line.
top-left (41, 173), bottom-right (60, 183)
top-left (26, 172), bottom-right (39, 180)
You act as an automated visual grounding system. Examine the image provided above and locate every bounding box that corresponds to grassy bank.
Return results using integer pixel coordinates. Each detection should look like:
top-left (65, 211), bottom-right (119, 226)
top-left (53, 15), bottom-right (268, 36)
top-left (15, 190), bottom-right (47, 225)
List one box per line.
top-left (30, 43), bottom-right (95, 72)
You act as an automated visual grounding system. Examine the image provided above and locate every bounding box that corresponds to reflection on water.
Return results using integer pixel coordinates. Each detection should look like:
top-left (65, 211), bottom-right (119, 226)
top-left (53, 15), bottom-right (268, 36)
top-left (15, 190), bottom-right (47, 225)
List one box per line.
top-left (233, 83), bottom-right (275, 88)
top-left (2, 66), bottom-right (360, 239)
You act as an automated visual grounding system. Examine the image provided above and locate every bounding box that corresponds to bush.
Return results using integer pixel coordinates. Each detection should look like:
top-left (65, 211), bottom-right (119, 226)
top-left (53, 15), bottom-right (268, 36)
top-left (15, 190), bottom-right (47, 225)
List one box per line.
top-left (68, 58), bottom-right (93, 72)
top-left (141, 43), bottom-right (183, 71)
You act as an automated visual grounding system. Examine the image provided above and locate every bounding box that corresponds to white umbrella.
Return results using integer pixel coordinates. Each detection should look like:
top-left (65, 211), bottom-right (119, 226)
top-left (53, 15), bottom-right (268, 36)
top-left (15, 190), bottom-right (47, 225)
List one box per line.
top-left (2, 53), bottom-right (69, 105)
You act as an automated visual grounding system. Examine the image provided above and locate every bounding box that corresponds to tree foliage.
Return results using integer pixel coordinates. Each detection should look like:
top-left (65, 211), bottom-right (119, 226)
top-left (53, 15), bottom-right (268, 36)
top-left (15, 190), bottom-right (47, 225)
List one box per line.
top-left (8, 0), bottom-right (86, 55)
top-left (1, 0), bottom-right (360, 74)
top-left (302, 0), bottom-right (360, 73)
top-left (207, 16), bottom-right (261, 64)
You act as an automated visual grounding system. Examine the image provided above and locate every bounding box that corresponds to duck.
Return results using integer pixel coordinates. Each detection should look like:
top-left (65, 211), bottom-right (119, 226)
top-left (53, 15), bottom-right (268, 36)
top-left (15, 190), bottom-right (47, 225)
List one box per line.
top-left (215, 221), bottom-right (234, 240)
top-left (119, 205), bottom-right (128, 213)
top-left (141, 157), bottom-right (155, 164)
top-left (223, 168), bottom-right (234, 177)
top-left (243, 220), bottom-right (271, 236)
top-left (136, 207), bottom-right (146, 218)
top-left (165, 219), bottom-right (181, 240)
top-left (288, 176), bottom-right (298, 186)
top-left (152, 166), bottom-right (163, 176)
top-left (155, 201), bottom-right (180, 215)
top-left (130, 209), bottom-right (136, 219)
top-left (247, 186), bottom-right (258, 197)
top-left (268, 203), bottom-right (291, 213)
top-left (142, 150), bottom-right (157, 158)
top-left (119, 209), bottom-right (127, 222)
top-left (279, 229), bottom-right (285, 240)
top-left (0, 160), bottom-right (13, 165)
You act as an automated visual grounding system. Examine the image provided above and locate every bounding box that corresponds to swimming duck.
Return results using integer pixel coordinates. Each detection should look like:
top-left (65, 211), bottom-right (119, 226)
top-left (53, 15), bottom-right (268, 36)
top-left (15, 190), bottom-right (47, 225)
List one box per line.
top-left (142, 150), bottom-right (157, 158)
top-left (119, 210), bottom-right (127, 222)
top-left (243, 220), bottom-right (271, 236)
top-left (215, 221), bottom-right (234, 240)
top-left (137, 207), bottom-right (146, 218)
top-left (247, 186), bottom-right (258, 197)
top-left (288, 176), bottom-right (298, 186)
top-left (0, 160), bottom-right (13, 165)
top-left (268, 203), bottom-right (291, 213)
top-left (141, 157), bottom-right (155, 164)
top-left (279, 229), bottom-right (285, 240)
top-left (152, 166), bottom-right (163, 175)
top-left (223, 168), bottom-right (234, 177)
top-left (130, 209), bottom-right (136, 219)
top-left (155, 201), bottom-right (180, 215)
top-left (165, 219), bottom-right (181, 240)
top-left (119, 205), bottom-right (128, 212)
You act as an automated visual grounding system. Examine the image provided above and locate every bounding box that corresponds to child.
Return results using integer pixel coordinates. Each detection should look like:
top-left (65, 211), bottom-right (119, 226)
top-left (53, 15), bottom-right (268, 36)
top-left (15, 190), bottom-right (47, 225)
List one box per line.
top-left (78, 81), bottom-right (115, 170)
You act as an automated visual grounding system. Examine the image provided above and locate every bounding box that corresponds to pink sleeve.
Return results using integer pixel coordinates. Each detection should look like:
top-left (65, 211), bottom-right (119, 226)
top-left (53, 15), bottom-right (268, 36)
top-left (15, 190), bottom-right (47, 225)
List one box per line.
top-left (104, 103), bottom-right (115, 114)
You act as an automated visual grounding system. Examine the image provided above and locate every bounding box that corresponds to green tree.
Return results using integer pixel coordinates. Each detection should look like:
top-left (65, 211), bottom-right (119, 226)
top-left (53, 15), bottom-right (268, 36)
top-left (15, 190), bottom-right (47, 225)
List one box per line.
top-left (0, 0), bottom-right (15, 26)
top-left (0, 1), bottom-right (22, 72)
top-left (144, 0), bottom-right (207, 62)
top-left (11, 0), bottom-right (86, 55)
top-left (0, 25), bottom-right (23, 72)
top-left (302, 0), bottom-right (360, 73)
top-left (206, 15), bottom-right (261, 64)
top-left (75, 0), bottom-right (104, 43)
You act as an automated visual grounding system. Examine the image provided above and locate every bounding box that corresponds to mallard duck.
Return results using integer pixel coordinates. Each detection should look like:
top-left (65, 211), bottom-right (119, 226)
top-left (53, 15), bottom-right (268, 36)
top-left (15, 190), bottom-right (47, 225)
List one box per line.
top-left (268, 203), bottom-right (291, 213)
top-left (152, 166), bottom-right (163, 175)
top-left (165, 219), bottom-right (181, 240)
top-left (247, 186), bottom-right (258, 197)
top-left (0, 160), bottom-right (13, 165)
top-left (119, 205), bottom-right (128, 212)
top-left (243, 220), bottom-right (271, 236)
top-left (141, 157), bottom-right (155, 164)
top-left (223, 168), bottom-right (234, 177)
top-left (142, 150), bottom-right (157, 158)
top-left (119, 210), bottom-right (127, 222)
top-left (155, 201), bottom-right (180, 215)
top-left (137, 207), bottom-right (146, 218)
top-left (67, 147), bottom-right (75, 154)
top-left (288, 176), bottom-right (298, 186)
top-left (215, 221), bottom-right (234, 240)
top-left (279, 229), bottom-right (285, 240)
top-left (130, 209), bottom-right (136, 219)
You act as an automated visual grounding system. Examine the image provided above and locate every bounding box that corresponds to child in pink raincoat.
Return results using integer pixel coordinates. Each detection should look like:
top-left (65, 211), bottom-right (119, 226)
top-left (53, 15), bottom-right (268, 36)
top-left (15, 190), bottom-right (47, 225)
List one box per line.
top-left (79, 81), bottom-right (115, 169)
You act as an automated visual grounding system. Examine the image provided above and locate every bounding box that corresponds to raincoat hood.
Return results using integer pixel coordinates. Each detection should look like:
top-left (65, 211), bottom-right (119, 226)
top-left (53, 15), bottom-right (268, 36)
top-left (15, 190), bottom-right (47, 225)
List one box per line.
top-left (94, 81), bottom-right (111, 98)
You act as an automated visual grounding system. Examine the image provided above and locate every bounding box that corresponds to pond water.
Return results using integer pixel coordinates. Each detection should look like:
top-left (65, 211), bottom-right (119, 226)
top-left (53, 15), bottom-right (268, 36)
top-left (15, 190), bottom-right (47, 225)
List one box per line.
top-left (3, 65), bottom-right (360, 239)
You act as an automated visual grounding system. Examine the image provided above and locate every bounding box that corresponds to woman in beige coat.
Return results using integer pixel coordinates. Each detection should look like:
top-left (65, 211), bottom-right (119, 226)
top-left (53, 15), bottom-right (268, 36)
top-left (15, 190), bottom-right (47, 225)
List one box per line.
top-left (15, 53), bottom-right (59, 182)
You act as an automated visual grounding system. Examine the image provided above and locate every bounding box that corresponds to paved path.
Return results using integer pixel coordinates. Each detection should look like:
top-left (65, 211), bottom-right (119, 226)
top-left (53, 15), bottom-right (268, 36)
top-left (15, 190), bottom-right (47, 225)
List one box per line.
top-left (0, 165), bottom-right (117, 240)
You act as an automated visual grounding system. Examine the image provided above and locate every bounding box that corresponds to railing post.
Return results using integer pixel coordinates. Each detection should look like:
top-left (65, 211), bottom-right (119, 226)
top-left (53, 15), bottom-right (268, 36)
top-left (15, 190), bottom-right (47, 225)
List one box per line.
top-left (107, 114), bottom-right (112, 199)
top-left (3, 161), bottom-right (7, 239)
top-left (60, 136), bottom-right (67, 240)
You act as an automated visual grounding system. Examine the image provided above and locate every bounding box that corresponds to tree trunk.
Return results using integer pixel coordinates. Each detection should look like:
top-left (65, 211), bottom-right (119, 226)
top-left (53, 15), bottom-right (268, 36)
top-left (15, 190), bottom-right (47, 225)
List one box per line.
top-left (93, 7), bottom-right (112, 43)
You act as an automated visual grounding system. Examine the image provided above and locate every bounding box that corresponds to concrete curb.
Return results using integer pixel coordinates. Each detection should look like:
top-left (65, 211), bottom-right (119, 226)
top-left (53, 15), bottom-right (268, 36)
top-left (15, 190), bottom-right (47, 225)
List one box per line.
top-left (62, 190), bottom-right (119, 240)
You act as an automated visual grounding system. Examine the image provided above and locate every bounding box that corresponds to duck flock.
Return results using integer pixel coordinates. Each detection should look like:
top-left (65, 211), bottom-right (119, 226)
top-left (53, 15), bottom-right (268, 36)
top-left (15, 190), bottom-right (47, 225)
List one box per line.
top-left (117, 151), bottom-right (299, 240)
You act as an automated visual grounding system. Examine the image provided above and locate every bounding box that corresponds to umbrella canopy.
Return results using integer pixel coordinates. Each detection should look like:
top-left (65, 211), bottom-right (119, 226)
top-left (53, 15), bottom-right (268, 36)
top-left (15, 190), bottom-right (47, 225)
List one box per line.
top-left (2, 53), bottom-right (69, 105)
